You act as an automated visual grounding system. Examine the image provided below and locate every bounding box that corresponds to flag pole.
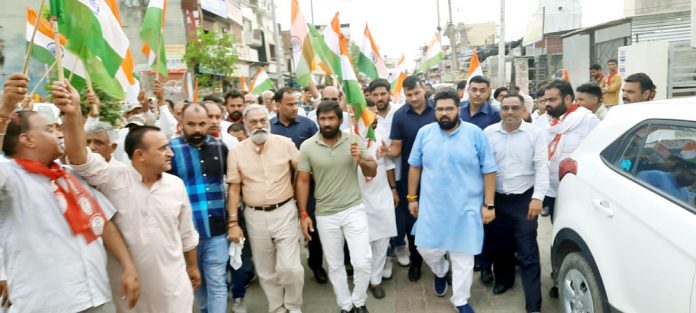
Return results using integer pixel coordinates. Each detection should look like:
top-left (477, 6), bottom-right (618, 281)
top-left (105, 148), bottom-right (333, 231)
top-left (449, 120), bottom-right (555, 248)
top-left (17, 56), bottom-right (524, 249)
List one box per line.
top-left (84, 70), bottom-right (99, 116)
top-left (29, 60), bottom-right (57, 95)
top-left (23, 0), bottom-right (46, 75)
top-left (67, 58), bottom-right (78, 82)
top-left (51, 18), bottom-right (64, 81)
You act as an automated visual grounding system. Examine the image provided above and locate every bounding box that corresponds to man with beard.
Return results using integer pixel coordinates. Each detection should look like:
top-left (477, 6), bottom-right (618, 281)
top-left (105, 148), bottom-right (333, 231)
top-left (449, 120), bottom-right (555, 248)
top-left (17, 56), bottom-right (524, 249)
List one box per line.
top-left (460, 76), bottom-right (501, 130)
top-left (589, 64), bottom-right (605, 85)
top-left (484, 94), bottom-right (548, 312)
top-left (378, 75), bottom-right (435, 282)
top-left (0, 76), bottom-right (141, 313)
top-left (269, 88), bottom-right (327, 284)
top-left (59, 80), bottom-right (202, 312)
top-left (202, 101), bottom-right (239, 149)
top-left (622, 73), bottom-right (656, 104)
top-left (407, 88), bottom-right (497, 313)
top-left (227, 104), bottom-right (305, 313)
top-left (166, 104), bottom-right (230, 313)
top-left (225, 90), bottom-right (246, 124)
top-left (296, 101), bottom-right (377, 313)
top-left (541, 80), bottom-right (599, 221)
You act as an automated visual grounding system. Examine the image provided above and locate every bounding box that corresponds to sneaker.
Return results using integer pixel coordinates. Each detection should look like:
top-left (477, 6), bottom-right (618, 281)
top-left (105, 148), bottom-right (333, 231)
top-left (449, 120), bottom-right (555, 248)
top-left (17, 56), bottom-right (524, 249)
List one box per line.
top-left (382, 257), bottom-right (393, 280)
top-left (456, 304), bottom-right (475, 313)
top-left (394, 245), bottom-right (410, 267)
top-left (433, 274), bottom-right (448, 297)
top-left (232, 298), bottom-right (247, 313)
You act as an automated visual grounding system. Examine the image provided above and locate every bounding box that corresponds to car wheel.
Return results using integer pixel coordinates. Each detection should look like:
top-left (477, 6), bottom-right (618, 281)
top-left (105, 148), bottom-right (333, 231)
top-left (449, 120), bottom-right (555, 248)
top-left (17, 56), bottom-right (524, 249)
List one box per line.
top-left (558, 252), bottom-right (607, 313)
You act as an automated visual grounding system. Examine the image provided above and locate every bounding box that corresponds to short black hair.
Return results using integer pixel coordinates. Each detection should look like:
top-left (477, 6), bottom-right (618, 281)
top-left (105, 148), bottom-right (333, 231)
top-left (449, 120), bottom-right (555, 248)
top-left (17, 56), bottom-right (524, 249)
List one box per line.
top-left (624, 73), bottom-right (656, 93)
top-left (607, 58), bottom-right (618, 64)
top-left (224, 90), bottom-right (244, 103)
top-left (456, 80), bottom-right (467, 91)
top-left (203, 95), bottom-right (224, 104)
top-left (433, 88), bottom-right (460, 107)
top-left (576, 83), bottom-right (603, 99)
top-left (468, 75), bottom-right (490, 87)
top-left (2, 111), bottom-right (37, 156)
top-left (315, 101), bottom-right (343, 120)
top-left (124, 125), bottom-right (161, 160)
top-left (590, 64), bottom-right (602, 71)
top-left (272, 87), bottom-right (294, 102)
top-left (536, 87), bottom-right (546, 98)
top-left (501, 93), bottom-right (525, 105)
top-left (366, 98), bottom-right (376, 108)
top-left (493, 87), bottom-right (509, 99)
top-left (544, 79), bottom-right (575, 101)
top-left (367, 78), bottom-right (391, 93)
top-left (182, 102), bottom-right (210, 117)
top-left (227, 122), bottom-right (247, 135)
top-left (402, 75), bottom-right (423, 90)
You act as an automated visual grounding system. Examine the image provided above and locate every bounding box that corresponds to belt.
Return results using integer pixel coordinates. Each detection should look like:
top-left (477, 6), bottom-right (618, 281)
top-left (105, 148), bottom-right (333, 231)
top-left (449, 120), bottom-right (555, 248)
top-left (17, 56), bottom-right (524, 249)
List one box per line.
top-left (250, 198), bottom-right (292, 212)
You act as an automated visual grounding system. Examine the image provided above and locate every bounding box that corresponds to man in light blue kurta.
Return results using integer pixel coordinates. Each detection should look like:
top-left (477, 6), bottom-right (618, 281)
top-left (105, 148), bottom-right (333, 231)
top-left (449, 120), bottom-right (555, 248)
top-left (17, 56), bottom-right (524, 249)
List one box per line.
top-left (407, 88), bottom-right (497, 313)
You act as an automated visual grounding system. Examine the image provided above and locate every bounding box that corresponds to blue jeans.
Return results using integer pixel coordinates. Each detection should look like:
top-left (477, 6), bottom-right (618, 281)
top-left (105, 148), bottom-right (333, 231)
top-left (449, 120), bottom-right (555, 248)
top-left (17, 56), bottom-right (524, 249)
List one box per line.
top-left (195, 235), bottom-right (229, 313)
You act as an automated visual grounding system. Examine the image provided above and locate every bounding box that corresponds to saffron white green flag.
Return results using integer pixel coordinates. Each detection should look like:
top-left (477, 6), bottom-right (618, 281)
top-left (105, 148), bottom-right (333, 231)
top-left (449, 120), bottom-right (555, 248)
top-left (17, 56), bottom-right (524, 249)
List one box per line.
top-left (249, 68), bottom-right (273, 96)
top-left (140, 0), bottom-right (168, 76)
top-left (357, 24), bottom-right (387, 80)
top-left (420, 32), bottom-right (444, 72)
top-left (291, 0), bottom-right (314, 86)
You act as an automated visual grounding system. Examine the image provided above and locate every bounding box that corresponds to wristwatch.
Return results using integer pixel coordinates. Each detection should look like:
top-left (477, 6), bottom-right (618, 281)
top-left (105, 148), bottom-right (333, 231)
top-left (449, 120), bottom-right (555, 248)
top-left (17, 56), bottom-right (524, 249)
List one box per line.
top-left (486, 203), bottom-right (495, 210)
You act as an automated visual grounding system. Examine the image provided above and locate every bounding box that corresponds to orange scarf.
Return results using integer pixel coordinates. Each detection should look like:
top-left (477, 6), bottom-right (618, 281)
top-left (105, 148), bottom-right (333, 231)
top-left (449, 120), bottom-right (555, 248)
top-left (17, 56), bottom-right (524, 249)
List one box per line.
top-left (15, 159), bottom-right (108, 243)
top-left (548, 104), bottom-right (579, 160)
top-left (606, 70), bottom-right (617, 87)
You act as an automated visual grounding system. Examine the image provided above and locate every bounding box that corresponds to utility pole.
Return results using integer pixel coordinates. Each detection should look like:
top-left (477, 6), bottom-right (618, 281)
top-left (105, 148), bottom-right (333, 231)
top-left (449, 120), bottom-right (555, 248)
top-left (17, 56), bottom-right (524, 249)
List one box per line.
top-left (498, 0), bottom-right (506, 88)
top-left (448, 0), bottom-right (458, 73)
top-left (310, 0), bottom-right (315, 24)
top-left (270, 0), bottom-right (284, 87)
top-left (436, 0), bottom-right (442, 34)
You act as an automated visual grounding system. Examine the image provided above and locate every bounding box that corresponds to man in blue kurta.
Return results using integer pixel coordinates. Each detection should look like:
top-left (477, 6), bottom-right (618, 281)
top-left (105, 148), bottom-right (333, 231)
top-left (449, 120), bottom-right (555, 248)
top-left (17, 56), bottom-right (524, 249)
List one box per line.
top-left (407, 88), bottom-right (497, 313)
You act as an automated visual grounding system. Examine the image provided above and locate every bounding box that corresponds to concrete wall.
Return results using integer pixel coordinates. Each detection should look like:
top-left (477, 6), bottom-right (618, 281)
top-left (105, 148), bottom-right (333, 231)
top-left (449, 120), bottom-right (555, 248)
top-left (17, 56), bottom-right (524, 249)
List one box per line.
top-left (625, 0), bottom-right (690, 17)
top-left (618, 41), bottom-right (669, 101)
top-left (563, 34), bottom-right (591, 90)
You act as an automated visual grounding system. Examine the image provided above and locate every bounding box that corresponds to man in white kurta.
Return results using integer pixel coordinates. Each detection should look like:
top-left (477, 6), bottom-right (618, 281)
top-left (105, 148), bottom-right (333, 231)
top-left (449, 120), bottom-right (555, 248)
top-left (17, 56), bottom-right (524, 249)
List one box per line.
top-left (357, 124), bottom-right (397, 300)
top-left (71, 150), bottom-right (200, 313)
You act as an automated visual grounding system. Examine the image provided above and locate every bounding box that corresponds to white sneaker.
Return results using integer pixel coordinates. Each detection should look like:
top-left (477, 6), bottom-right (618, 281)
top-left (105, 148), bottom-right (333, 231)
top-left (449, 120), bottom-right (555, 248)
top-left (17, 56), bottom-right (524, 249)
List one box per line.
top-left (232, 298), bottom-right (247, 313)
top-left (289, 310), bottom-right (303, 313)
top-left (394, 245), bottom-right (410, 267)
top-left (382, 256), bottom-right (393, 279)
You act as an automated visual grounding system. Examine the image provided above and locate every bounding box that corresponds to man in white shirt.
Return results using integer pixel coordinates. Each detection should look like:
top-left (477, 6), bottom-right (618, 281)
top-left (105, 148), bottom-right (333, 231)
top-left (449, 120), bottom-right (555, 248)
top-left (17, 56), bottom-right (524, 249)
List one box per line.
top-left (539, 80), bottom-right (599, 220)
top-left (484, 94), bottom-right (549, 313)
top-left (54, 80), bottom-right (202, 313)
top-left (202, 101), bottom-right (239, 149)
top-left (307, 86), bottom-right (350, 131)
top-left (0, 75), bottom-right (140, 313)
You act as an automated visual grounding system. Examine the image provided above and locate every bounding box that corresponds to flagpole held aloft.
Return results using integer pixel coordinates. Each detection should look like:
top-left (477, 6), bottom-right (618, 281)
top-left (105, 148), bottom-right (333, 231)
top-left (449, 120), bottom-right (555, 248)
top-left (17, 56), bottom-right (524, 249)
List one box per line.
top-left (51, 18), bottom-right (64, 81)
top-left (23, 0), bottom-right (46, 75)
top-left (30, 60), bottom-right (57, 95)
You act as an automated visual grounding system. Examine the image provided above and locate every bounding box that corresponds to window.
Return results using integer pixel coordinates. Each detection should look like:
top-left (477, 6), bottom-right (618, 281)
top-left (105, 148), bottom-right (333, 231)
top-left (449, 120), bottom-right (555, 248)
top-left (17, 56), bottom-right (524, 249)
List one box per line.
top-left (607, 121), bottom-right (696, 210)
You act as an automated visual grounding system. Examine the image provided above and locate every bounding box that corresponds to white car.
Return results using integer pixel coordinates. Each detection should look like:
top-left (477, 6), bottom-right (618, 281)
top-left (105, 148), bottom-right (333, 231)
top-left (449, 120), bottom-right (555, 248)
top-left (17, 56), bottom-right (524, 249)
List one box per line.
top-left (550, 98), bottom-right (696, 313)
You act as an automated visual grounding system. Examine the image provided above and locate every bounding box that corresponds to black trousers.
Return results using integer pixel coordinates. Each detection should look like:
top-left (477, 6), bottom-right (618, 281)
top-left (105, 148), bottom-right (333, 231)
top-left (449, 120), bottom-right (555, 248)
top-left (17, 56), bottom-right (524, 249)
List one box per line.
top-left (307, 179), bottom-right (325, 271)
top-left (487, 189), bottom-right (542, 312)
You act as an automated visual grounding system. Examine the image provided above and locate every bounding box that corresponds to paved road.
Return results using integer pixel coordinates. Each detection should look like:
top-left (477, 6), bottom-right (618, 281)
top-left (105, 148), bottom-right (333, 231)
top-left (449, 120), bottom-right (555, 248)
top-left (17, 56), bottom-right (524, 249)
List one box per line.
top-left (237, 217), bottom-right (560, 313)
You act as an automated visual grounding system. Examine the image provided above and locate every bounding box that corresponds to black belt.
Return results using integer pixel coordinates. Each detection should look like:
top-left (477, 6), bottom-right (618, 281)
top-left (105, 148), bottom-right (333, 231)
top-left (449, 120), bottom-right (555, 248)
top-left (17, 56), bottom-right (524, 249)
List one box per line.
top-left (250, 198), bottom-right (292, 212)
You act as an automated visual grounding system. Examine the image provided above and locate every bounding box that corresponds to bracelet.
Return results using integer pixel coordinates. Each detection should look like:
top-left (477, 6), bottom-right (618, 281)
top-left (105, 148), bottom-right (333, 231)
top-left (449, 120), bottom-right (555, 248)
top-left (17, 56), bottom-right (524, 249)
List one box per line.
top-left (390, 185), bottom-right (397, 189)
top-left (228, 219), bottom-right (238, 224)
top-left (406, 194), bottom-right (418, 201)
top-left (300, 211), bottom-right (309, 220)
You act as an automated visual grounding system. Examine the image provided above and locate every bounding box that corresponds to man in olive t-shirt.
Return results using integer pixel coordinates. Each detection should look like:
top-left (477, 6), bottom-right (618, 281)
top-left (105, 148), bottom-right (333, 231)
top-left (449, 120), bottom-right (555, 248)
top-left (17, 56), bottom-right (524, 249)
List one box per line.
top-left (295, 101), bottom-right (378, 313)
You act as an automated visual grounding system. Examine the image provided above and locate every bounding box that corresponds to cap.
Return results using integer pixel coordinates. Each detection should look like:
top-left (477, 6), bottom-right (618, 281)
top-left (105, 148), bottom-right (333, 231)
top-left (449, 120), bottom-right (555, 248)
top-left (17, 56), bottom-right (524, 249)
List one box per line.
top-left (125, 115), bottom-right (146, 127)
top-left (123, 102), bottom-right (143, 114)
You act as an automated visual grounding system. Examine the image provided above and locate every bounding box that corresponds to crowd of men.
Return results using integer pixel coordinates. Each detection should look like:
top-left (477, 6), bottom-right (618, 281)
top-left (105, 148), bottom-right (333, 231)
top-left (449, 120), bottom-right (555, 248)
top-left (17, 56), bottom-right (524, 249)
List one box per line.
top-left (0, 60), bottom-right (659, 313)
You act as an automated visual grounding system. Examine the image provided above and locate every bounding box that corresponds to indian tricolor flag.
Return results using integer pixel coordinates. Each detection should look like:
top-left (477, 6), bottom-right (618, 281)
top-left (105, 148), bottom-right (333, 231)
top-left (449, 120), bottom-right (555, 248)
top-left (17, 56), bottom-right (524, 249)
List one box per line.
top-left (105, 0), bottom-right (140, 103)
top-left (318, 13), bottom-right (345, 79)
top-left (334, 19), bottom-right (376, 143)
top-left (307, 24), bottom-right (339, 79)
top-left (357, 24), bottom-right (387, 80)
top-left (290, 0), bottom-right (314, 86)
top-left (420, 32), bottom-right (444, 72)
top-left (249, 68), bottom-right (273, 96)
top-left (26, 8), bottom-right (87, 90)
top-left (240, 76), bottom-right (248, 92)
top-left (390, 54), bottom-right (407, 104)
top-left (140, 0), bottom-right (168, 76)
top-left (462, 50), bottom-right (483, 100)
top-left (50, 0), bottom-right (130, 99)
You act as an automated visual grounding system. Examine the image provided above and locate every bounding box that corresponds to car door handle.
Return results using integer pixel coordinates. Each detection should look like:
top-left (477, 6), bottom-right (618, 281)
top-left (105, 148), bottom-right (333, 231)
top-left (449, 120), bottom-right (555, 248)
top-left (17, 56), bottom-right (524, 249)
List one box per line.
top-left (592, 199), bottom-right (615, 217)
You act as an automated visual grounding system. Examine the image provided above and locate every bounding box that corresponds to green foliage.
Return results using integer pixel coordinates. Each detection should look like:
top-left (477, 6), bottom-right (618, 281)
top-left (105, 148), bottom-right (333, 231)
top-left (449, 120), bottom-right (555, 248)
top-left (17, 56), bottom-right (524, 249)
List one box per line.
top-left (84, 87), bottom-right (122, 127)
top-left (184, 29), bottom-right (239, 90)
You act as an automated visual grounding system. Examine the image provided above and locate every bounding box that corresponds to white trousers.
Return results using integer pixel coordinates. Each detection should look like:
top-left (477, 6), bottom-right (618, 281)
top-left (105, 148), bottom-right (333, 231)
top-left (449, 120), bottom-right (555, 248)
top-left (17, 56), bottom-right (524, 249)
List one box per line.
top-left (316, 204), bottom-right (372, 311)
top-left (418, 247), bottom-right (475, 307)
top-left (369, 237), bottom-right (390, 286)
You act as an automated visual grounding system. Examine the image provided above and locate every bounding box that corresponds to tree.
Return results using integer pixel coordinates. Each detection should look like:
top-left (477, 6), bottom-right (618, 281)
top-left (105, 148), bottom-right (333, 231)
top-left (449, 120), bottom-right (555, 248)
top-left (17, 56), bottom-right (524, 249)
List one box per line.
top-left (183, 29), bottom-right (239, 96)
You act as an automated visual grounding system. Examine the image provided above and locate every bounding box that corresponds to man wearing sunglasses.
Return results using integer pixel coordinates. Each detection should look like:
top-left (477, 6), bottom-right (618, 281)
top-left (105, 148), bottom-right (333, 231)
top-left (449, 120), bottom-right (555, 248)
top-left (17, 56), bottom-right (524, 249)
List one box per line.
top-left (306, 86), bottom-right (350, 131)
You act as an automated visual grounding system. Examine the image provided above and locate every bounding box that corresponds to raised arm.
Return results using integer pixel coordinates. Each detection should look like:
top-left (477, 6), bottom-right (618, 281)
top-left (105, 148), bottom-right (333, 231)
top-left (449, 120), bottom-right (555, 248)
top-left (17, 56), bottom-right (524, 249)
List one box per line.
top-left (0, 73), bottom-right (30, 152)
top-left (52, 80), bottom-right (87, 165)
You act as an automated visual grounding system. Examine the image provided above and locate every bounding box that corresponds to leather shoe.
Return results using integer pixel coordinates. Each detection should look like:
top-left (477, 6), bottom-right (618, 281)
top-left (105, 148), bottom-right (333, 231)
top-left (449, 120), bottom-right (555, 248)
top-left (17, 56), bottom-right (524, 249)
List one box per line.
top-left (549, 286), bottom-right (559, 298)
top-left (313, 268), bottom-right (328, 284)
top-left (370, 284), bottom-right (385, 299)
top-left (408, 265), bottom-right (421, 282)
top-left (480, 269), bottom-right (494, 285)
top-left (354, 306), bottom-right (369, 313)
top-left (340, 310), bottom-right (352, 313)
top-left (492, 283), bottom-right (513, 295)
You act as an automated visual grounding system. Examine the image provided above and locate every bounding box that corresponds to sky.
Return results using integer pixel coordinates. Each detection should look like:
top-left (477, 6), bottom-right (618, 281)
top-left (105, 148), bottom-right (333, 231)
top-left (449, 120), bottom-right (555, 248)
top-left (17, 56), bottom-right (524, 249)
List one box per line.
top-left (276, 0), bottom-right (624, 63)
